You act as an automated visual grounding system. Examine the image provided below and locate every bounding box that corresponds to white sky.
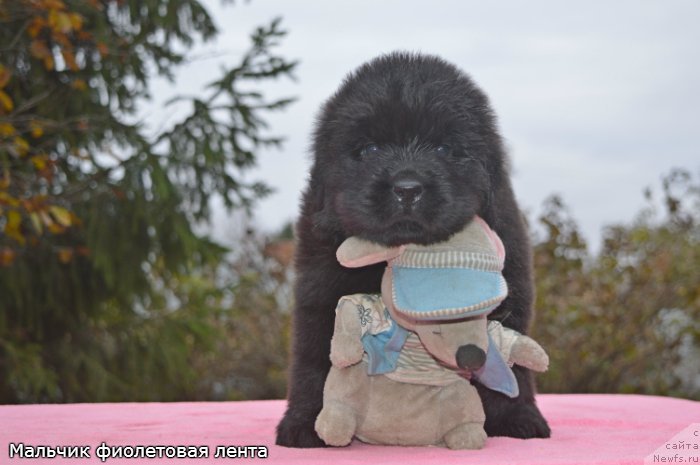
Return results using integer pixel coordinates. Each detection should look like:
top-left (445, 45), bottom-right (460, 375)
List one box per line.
top-left (147, 0), bottom-right (700, 253)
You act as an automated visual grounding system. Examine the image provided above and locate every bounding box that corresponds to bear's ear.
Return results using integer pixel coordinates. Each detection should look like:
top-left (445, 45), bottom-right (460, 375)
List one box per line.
top-left (473, 215), bottom-right (505, 261)
top-left (337, 237), bottom-right (403, 268)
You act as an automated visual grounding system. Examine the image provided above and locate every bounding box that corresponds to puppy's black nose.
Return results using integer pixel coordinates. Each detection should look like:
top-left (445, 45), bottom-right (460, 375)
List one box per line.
top-left (456, 344), bottom-right (486, 371)
top-left (392, 179), bottom-right (423, 205)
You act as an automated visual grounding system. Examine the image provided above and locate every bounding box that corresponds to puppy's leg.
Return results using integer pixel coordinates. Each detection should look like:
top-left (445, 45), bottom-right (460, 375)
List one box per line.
top-left (275, 254), bottom-right (383, 448)
top-left (477, 366), bottom-right (551, 438)
top-left (482, 185), bottom-right (551, 439)
top-left (276, 269), bottom-right (336, 448)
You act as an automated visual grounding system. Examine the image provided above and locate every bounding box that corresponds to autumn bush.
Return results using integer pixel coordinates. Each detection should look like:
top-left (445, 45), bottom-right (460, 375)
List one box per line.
top-left (531, 169), bottom-right (700, 400)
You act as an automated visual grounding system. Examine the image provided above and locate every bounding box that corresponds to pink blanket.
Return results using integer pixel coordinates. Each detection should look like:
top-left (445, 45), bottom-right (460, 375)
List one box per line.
top-left (1, 394), bottom-right (698, 464)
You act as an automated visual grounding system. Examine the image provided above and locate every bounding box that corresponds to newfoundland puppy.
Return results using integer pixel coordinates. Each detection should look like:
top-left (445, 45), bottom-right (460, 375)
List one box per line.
top-left (276, 52), bottom-right (550, 447)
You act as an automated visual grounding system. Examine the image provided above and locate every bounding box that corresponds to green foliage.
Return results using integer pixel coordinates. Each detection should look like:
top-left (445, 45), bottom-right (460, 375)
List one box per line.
top-left (532, 169), bottom-right (700, 400)
top-left (0, 233), bottom-right (292, 402)
top-left (0, 0), bottom-right (296, 402)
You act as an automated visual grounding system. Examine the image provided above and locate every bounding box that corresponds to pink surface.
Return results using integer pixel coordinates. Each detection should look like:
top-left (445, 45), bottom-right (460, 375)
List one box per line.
top-left (1, 394), bottom-right (698, 464)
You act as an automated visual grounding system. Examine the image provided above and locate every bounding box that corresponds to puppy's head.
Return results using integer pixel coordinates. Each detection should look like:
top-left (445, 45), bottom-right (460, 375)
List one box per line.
top-left (310, 52), bottom-right (508, 246)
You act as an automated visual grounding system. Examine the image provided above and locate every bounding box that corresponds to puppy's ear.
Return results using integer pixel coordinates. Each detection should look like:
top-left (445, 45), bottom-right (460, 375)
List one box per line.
top-left (308, 181), bottom-right (343, 239)
top-left (337, 237), bottom-right (403, 268)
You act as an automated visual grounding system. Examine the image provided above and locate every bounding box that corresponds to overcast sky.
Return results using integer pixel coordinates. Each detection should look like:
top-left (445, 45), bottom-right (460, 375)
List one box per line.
top-left (147, 0), bottom-right (700, 253)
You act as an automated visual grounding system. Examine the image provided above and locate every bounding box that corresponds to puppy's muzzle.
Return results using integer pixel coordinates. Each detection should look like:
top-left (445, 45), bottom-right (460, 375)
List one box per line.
top-left (392, 177), bottom-right (424, 206)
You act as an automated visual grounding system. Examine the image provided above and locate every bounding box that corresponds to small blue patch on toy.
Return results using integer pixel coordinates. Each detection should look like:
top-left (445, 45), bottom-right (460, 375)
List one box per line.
top-left (473, 333), bottom-right (519, 398)
top-left (393, 267), bottom-right (504, 318)
top-left (361, 321), bottom-right (410, 375)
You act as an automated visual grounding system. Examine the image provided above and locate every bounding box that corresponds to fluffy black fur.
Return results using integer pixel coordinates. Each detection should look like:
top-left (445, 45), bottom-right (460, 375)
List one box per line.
top-left (276, 52), bottom-right (550, 447)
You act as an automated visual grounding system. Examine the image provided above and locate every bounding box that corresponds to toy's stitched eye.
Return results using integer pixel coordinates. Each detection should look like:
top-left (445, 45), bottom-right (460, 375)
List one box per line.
top-left (360, 144), bottom-right (380, 156)
top-left (434, 145), bottom-right (450, 155)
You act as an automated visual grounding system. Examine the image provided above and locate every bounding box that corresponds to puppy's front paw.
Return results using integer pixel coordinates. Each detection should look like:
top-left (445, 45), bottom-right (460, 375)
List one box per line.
top-left (276, 414), bottom-right (328, 448)
top-left (485, 402), bottom-right (551, 439)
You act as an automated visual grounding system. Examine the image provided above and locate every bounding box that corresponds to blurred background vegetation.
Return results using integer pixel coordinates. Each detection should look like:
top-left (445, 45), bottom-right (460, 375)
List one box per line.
top-left (0, 0), bottom-right (698, 404)
top-left (531, 169), bottom-right (700, 400)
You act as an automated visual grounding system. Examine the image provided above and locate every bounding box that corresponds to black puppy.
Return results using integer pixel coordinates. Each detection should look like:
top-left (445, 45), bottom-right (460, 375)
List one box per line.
top-left (276, 52), bottom-right (550, 447)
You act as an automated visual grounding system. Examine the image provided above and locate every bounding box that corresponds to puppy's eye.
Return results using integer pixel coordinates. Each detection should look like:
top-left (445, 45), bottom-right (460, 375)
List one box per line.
top-left (434, 145), bottom-right (450, 155)
top-left (360, 144), bottom-right (380, 156)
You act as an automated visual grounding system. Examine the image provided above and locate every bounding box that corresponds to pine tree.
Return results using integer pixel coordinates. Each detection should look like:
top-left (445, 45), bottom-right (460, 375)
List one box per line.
top-left (0, 0), bottom-right (296, 402)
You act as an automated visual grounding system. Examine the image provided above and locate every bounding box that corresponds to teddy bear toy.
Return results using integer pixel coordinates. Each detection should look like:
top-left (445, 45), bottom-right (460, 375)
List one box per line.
top-left (314, 217), bottom-right (549, 449)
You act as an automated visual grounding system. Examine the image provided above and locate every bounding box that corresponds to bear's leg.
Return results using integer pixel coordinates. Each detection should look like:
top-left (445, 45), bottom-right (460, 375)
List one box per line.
top-left (314, 363), bottom-right (369, 447)
top-left (444, 423), bottom-right (488, 450)
top-left (315, 400), bottom-right (357, 447)
top-left (440, 381), bottom-right (487, 450)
